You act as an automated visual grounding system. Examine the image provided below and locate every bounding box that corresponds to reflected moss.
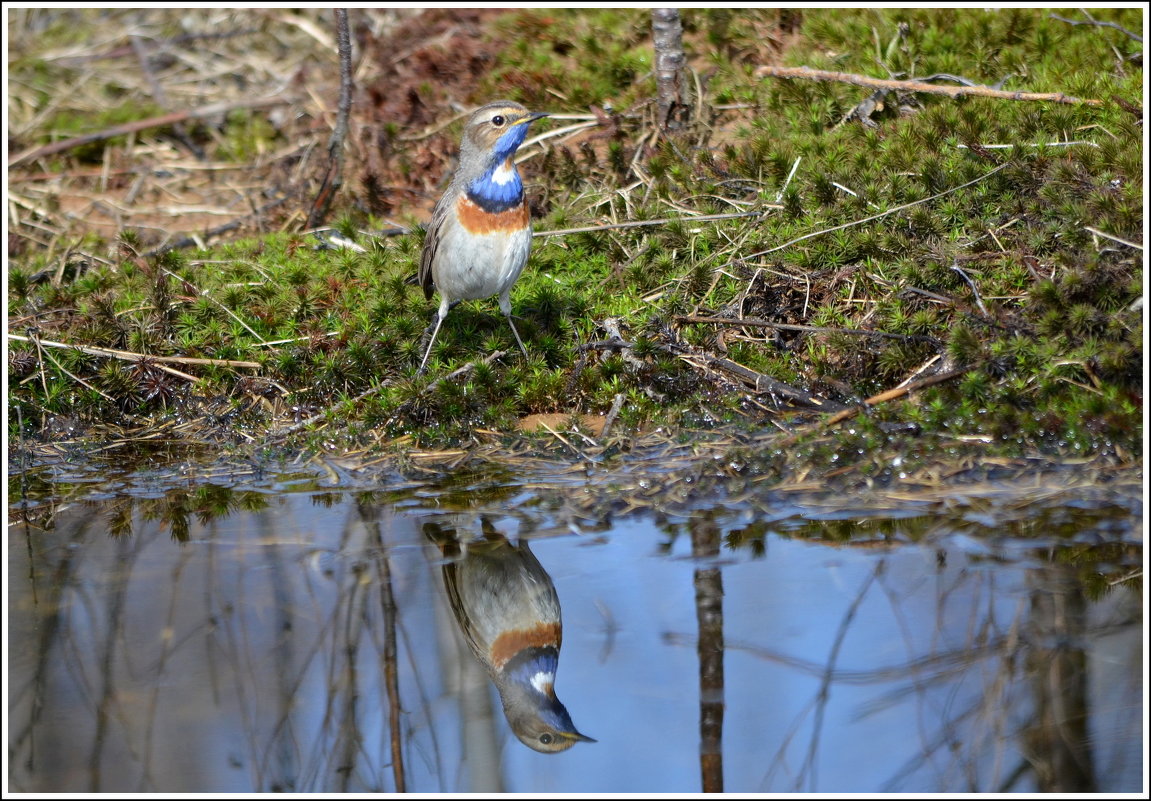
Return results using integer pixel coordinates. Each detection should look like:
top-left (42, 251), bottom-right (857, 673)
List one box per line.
top-left (709, 494), bottom-right (1140, 600)
top-left (82, 485), bottom-right (275, 542)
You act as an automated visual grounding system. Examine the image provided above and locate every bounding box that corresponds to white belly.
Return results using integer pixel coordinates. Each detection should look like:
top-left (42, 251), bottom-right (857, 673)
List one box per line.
top-left (434, 225), bottom-right (533, 302)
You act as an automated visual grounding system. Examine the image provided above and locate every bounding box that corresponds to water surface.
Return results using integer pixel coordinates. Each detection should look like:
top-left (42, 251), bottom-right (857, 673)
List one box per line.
top-left (7, 455), bottom-right (1143, 793)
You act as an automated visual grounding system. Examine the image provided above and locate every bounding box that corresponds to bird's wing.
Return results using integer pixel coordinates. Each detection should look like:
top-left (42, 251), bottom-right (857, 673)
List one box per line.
top-left (418, 196), bottom-right (452, 301)
top-left (442, 559), bottom-right (492, 667)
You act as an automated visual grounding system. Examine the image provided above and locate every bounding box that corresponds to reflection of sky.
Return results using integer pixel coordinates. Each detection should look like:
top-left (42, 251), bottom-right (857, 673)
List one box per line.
top-left (7, 491), bottom-right (1143, 793)
top-left (520, 518), bottom-right (1003, 793)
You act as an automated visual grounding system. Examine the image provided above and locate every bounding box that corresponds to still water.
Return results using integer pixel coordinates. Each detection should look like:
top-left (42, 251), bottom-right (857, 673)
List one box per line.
top-left (7, 455), bottom-right (1144, 793)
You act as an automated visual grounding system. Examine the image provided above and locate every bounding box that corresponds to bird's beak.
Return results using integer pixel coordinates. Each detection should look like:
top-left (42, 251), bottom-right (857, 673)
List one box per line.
top-left (519, 111), bottom-right (550, 125)
top-left (563, 730), bottom-right (597, 743)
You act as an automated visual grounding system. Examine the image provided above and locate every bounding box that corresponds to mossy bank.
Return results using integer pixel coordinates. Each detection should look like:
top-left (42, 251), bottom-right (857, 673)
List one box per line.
top-left (6, 8), bottom-right (1143, 487)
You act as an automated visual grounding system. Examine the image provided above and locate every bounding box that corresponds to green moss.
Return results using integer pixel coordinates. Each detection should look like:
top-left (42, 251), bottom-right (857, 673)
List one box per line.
top-left (6, 7), bottom-right (1143, 467)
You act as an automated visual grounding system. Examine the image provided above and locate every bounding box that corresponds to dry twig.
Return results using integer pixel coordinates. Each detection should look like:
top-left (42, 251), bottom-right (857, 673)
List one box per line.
top-left (1049, 12), bottom-right (1142, 42)
top-left (765, 364), bottom-right (976, 453)
top-left (676, 315), bottom-right (941, 346)
top-left (819, 366), bottom-right (973, 428)
top-left (536, 209), bottom-right (769, 238)
top-left (600, 393), bottom-right (626, 440)
top-left (1084, 226), bottom-right (1143, 250)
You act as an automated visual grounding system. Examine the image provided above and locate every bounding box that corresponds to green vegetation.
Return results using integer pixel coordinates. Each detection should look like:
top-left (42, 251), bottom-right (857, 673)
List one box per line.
top-left (6, 8), bottom-right (1143, 484)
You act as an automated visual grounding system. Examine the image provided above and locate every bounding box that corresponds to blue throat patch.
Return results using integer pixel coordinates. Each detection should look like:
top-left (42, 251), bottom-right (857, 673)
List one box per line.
top-left (467, 124), bottom-right (530, 213)
top-left (467, 169), bottom-right (523, 213)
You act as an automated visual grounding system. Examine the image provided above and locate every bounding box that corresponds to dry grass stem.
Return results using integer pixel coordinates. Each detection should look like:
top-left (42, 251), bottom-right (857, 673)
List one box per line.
top-left (7, 333), bottom-right (261, 369)
top-left (8, 97), bottom-right (291, 168)
top-left (755, 65), bottom-right (1106, 106)
top-left (745, 163), bottom-right (1010, 260)
top-left (1083, 226), bottom-right (1142, 249)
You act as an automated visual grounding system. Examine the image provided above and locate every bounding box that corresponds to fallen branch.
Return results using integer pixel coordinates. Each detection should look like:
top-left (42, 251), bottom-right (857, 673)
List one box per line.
top-left (575, 317), bottom-right (846, 411)
top-left (290, 210), bottom-right (772, 249)
top-left (600, 318), bottom-right (648, 372)
top-left (305, 9), bottom-right (353, 228)
top-left (950, 262), bottom-right (989, 316)
top-left (161, 209), bottom-right (770, 249)
top-left (754, 65), bottom-right (1104, 107)
top-left (669, 343), bottom-right (847, 411)
top-left (130, 34), bottom-right (202, 160)
top-left (8, 96), bottom-right (291, 167)
top-left (652, 8), bottom-right (690, 131)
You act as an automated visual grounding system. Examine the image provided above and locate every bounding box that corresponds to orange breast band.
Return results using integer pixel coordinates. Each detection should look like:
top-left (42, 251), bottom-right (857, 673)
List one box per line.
top-left (455, 193), bottom-right (530, 235)
top-left (488, 622), bottom-right (561, 672)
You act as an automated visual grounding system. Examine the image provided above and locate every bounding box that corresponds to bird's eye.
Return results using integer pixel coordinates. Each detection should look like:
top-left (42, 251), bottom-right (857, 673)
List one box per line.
top-left (539, 733), bottom-right (554, 745)
top-left (491, 115), bottom-right (506, 127)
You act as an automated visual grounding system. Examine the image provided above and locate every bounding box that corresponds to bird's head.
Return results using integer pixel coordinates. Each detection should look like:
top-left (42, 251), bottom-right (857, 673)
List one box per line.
top-left (496, 647), bottom-right (595, 754)
top-left (459, 100), bottom-right (548, 175)
top-left (503, 691), bottom-right (597, 753)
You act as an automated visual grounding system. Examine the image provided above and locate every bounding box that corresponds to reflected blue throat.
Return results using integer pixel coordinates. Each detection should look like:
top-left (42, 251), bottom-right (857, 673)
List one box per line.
top-left (502, 646), bottom-right (559, 692)
top-left (499, 646), bottom-right (580, 732)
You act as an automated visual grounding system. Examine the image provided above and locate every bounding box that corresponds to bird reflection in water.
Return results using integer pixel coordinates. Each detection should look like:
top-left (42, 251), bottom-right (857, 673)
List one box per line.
top-left (425, 519), bottom-right (595, 753)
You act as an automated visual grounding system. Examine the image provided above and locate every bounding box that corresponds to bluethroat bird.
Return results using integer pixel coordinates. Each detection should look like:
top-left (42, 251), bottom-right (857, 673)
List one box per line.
top-left (417, 101), bottom-right (549, 374)
top-left (425, 519), bottom-right (595, 753)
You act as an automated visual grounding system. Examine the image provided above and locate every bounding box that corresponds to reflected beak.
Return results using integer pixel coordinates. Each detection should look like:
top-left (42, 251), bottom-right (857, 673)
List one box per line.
top-left (563, 730), bottom-right (597, 743)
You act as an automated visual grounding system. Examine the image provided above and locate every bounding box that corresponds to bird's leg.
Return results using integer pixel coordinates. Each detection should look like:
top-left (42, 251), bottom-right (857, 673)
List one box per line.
top-left (418, 300), bottom-right (461, 374)
top-left (504, 314), bottom-right (529, 359)
top-left (420, 301), bottom-right (461, 340)
top-left (499, 293), bottom-right (530, 359)
top-left (418, 309), bottom-right (447, 375)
